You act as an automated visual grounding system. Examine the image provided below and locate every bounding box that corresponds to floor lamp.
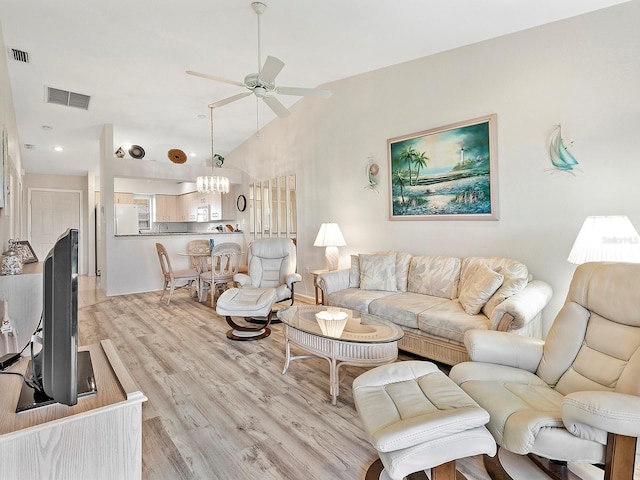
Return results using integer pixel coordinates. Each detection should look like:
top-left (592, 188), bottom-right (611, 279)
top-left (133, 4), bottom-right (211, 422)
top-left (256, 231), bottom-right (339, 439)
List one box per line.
top-left (568, 215), bottom-right (640, 264)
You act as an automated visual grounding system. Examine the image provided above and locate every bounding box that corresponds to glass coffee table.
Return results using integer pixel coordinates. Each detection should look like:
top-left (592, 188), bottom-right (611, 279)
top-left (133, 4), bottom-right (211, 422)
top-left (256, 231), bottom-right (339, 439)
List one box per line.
top-left (277, 305), bottom-right (404, 405)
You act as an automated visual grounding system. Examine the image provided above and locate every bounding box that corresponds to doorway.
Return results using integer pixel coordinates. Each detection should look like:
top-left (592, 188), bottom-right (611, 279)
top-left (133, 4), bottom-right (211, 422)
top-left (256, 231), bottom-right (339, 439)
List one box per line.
top-left (28, 189), bottom-right (84, 274)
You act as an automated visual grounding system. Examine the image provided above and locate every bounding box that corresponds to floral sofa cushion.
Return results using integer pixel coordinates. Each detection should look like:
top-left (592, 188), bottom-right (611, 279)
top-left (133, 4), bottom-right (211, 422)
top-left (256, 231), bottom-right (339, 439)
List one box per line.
top-left (417, 299), bottom-right (491, 344)
top-left (369, 292), bottom-right (449, 329)
top-left (359, 253), bottom-right (397, 291)
top-left (327, 288), bottom-right (396, 313)
top-left (458, 263), bottom-right (504, 315)
top-left (408, 255), bottom-right (461, 299)
top-left (349, 251), bottom-right (412, 292)
top-left (460, 257), bottom-right (530, 318)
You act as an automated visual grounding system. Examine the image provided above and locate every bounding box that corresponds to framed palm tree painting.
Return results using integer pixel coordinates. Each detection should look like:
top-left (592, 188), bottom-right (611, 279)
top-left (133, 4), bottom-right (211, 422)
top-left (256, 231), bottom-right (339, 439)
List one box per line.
top-left (388, 114), bottom-right (498, 221)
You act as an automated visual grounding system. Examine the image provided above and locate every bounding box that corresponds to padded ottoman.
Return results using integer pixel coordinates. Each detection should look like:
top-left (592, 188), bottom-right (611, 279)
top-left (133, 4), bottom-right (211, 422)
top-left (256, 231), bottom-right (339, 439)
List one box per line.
top-left (353, 361), bottom-right (496, 480)
top-left (216, 287), bottom-right (277, 341)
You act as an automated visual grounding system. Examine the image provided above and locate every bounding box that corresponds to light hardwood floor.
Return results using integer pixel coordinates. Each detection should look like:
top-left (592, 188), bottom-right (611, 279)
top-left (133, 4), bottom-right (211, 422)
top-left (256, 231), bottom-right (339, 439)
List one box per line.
top-left (78, 277), bottom-right (491, 480)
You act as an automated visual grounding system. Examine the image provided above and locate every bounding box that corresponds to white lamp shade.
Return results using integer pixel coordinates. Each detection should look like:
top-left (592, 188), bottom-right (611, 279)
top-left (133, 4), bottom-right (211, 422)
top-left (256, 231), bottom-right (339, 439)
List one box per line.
top-left (313, 223), bottom-right (346, 247)
top-left (314, 223), bottom-right (346, 271)
top-left (568, 216), bottom-right (640, 264)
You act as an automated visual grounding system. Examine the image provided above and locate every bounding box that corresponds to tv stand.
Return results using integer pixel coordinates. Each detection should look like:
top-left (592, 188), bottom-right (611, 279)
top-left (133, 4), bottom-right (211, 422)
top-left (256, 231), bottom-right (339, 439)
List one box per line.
top-left (15, 350), bottom-right (97, 412)
top-left (0, 340), bottom-right (147, 480)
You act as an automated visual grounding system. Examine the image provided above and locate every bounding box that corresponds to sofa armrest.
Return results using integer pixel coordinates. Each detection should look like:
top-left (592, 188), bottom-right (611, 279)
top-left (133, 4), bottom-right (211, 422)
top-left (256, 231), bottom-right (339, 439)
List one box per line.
top-left (490, 279), bottom-right (553, 331)
top-left (563, 391), bottom-right (640, 439)
top-left (464, 329), bottom-right (544, 372)
top-left (317, 269), bottom-right (350, 296)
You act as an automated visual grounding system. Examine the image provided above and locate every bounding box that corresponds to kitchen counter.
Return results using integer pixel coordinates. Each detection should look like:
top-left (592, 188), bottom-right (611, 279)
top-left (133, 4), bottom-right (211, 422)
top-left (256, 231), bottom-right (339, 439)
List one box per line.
top-left (116, 231), bottom-right (242, 237)
top-left (108, 232), bottom-right (246, 296)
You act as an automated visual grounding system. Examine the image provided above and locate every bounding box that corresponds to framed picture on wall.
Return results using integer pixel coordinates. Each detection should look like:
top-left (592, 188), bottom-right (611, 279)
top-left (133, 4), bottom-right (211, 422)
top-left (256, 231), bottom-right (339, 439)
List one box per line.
top-left (14, 240), bottom-right (38, 264)
top-left (388, 114), bottom-right (499, 221)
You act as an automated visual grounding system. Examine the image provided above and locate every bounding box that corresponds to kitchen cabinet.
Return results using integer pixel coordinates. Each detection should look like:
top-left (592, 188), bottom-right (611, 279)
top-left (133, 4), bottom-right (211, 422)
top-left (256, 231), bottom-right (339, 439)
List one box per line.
top-left (209, 192), bottom-right (222, 220)
top-left (221, 185), bottom-right (237, 221)
top-left (177, 194), bottom-right (191, 222)
top-left (154, 194), bottom-right (178, 222)
top-left (114, 192), bottom-right (134, 204)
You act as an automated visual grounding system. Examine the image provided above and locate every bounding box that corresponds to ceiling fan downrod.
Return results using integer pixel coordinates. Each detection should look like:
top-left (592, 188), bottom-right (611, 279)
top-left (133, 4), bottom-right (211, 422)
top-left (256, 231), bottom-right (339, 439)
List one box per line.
top-left (252, 2), bottom-right (267, 76)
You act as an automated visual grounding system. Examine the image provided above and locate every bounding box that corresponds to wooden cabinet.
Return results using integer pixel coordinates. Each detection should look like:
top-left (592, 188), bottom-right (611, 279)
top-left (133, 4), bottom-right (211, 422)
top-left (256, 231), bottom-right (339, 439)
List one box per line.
top-left (177, 194), bottom-right (191, 222)
top-left (0, 340), bottom-right (146, 480)
top-left (221, 186), bottom-right (237, 221)
top-left (152, 188), bottom-right (236, 223)
top-left (114, 192), bottom-right (134, 204)
top-left (154, 194), bottom-right (178, 222)
top-left (209, 192), bottom-right (222, 220)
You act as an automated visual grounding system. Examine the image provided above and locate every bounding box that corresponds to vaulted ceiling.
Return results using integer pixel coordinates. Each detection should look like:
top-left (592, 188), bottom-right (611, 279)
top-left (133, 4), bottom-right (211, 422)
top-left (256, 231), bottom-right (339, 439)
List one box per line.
top-left (0, 0), bottom-right (628, 175)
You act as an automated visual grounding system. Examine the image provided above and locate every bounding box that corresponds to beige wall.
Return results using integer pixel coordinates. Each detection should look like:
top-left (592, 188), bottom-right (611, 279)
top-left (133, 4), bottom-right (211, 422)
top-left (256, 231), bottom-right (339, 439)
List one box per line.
top-left (228, 2), bottom-right (640, 334)
top-left (0, 21), bottom-right (24, 250)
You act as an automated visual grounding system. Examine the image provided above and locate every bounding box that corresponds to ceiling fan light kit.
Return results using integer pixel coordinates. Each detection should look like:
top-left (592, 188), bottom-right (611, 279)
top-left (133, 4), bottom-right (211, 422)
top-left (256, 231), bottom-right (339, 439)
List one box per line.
top-left (187, 2), bottom-right (331, 121)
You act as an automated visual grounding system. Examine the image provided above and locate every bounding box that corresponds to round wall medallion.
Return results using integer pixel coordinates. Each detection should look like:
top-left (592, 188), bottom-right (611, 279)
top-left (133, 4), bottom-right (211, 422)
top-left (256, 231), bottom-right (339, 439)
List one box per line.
top-left (128, 145), bottom-right (145, 159)
top-left (236, 194), bottom-right (247, 212)
top-left (168, 149), bottom-right (187, 164)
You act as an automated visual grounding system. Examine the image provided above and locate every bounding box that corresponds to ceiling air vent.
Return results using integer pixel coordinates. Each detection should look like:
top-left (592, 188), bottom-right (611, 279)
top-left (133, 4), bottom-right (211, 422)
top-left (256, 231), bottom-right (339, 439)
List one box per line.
top-left (9, 48), bottom-right (29, 63)
top-left (23, 144), bottom-right (36, 150)
top-left (46, 87), bottom-right (91, 110)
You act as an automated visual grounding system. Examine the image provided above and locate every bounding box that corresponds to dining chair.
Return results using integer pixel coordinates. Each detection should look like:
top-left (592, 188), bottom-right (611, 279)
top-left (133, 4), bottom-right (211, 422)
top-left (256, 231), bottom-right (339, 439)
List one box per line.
top-left (187, 239), bottom-right (211, 272)
top-left (155, 243), bottom-right (199, 305)
top-left (199, 242), bottom-right (242, 307)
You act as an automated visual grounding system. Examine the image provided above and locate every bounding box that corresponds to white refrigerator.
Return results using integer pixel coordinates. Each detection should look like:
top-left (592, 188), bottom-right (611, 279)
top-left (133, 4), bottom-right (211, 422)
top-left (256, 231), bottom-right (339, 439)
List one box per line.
top-left (115, 204), bottom-right (140, 235)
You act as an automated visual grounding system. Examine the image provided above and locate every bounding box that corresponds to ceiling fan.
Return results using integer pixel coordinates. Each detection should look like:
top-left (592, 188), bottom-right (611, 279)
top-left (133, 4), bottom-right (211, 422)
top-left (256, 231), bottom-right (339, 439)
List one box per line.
top-left (187, 2), bottom-right (331, 119)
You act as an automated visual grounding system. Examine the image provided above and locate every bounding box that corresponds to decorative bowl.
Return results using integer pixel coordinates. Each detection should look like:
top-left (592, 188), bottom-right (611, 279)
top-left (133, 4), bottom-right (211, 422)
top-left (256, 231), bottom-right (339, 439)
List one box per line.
top-left (315, 310), bottom-right (349, 337)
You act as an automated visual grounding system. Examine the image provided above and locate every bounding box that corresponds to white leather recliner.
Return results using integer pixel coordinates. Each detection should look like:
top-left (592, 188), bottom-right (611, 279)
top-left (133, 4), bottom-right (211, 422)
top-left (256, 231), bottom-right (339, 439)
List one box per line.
top-left (450, 262), bottom-right (640, 480)
top-left (234, 238), bottom-right (302, 306)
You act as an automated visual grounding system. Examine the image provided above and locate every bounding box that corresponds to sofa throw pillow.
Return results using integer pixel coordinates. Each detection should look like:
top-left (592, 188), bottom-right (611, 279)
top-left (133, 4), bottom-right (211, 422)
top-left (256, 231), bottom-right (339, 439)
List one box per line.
top-left (458, 263), bottom-right (504, 315)
top-left (376, 250), bottom-right (412, 292)
top-left (349, 254), bottom-right (360, 288)
top-left (480, 259), bottom-right (529, 318)
top-left (359, 254), bottom-right (397, 292)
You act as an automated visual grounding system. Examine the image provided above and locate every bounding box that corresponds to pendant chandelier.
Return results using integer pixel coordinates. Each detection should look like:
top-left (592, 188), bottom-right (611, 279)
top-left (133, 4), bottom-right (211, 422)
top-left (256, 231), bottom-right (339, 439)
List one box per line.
top-left (196, 107), bottom-right (230, 194)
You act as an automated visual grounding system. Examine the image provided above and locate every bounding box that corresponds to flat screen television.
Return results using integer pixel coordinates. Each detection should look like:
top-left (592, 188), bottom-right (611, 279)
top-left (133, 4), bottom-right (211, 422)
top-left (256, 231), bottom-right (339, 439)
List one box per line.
top-left (16, 228), bottom-right (96, 412)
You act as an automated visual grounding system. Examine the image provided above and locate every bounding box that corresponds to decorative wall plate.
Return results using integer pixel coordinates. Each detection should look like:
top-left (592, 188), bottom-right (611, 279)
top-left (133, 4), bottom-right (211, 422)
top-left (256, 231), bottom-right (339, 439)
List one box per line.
top-left (128, 145), bottom-right (145, 159)
top-left (168, 149), bottom-right (187, 164)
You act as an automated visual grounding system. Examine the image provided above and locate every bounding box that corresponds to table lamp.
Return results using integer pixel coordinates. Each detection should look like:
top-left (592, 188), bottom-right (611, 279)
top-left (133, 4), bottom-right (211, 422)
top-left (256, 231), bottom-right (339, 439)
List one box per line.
top-left (567, 215), bottom-right (640, 264)
top-left (314, 223), bottom-right (346, 271)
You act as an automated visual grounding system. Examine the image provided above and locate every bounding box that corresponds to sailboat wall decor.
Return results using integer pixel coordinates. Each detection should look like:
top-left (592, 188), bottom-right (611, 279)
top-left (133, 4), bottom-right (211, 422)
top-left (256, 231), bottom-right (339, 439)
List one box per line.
top-left (548, 124), bottom-right (579, 173)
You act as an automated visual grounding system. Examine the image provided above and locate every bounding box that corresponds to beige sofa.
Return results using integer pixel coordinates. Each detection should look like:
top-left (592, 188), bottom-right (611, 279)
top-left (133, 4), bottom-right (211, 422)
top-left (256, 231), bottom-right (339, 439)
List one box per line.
top-left (317, 252), bottom-right (552, 365)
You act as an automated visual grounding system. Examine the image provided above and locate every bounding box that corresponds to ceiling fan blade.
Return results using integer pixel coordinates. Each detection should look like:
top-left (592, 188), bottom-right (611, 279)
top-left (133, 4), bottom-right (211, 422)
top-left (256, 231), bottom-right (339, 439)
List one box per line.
top-left (275, 86), bottom-right (332, 98)
top-left (186, 70), bottom-right (246, 88)
top-left (208, 92), bottom-right (252, 109)
top-left (258, 56), bottom-right (285, 84)
top-left (262, 95), bottom-right (290, 118)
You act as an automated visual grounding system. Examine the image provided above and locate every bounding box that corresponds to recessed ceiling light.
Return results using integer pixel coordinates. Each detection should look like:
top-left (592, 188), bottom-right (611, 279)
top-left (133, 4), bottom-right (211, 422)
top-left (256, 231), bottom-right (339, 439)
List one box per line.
top-left (190, 152), bottom-right (197, 157)
top-left (53, 145), bottom-right (63, 152)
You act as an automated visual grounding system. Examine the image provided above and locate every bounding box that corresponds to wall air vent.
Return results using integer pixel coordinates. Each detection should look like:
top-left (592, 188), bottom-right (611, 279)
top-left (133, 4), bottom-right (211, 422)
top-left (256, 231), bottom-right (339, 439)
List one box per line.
top-left (23, 144), bottom-right (36, 150)
top-left (46, 87), bottom-right (91, 110)
top-left (9, 48), bottom-right (29, 63)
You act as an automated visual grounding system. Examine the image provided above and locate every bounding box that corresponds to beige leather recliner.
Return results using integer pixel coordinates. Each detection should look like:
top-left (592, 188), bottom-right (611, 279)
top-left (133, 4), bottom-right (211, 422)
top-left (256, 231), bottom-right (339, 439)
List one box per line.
top-left (234, 238), bottom-right (302, 305)
top-left (450, 262), bottom-right (640, 479)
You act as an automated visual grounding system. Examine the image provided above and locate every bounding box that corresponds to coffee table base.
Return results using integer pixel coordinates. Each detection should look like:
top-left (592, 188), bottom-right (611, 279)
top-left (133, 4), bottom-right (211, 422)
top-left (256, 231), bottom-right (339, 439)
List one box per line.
top-left (282, 325), bottom-right (398, 405)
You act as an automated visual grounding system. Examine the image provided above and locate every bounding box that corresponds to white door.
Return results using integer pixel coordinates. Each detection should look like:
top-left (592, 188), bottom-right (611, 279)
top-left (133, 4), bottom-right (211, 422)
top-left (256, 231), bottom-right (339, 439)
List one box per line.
top-left (30, 190), bottom-right (83, 272)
